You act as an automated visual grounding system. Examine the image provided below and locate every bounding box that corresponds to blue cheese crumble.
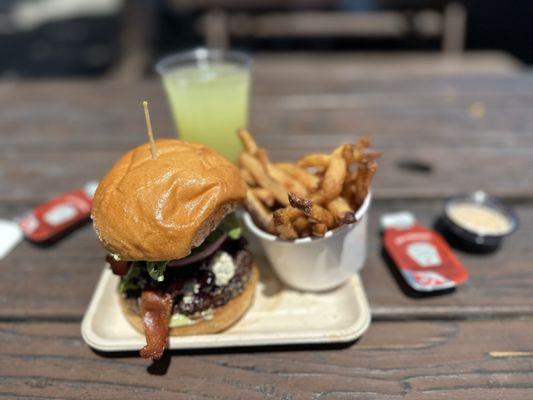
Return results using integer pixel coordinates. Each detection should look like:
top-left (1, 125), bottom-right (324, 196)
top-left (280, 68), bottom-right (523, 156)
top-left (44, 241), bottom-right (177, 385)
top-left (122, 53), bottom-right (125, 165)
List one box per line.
top-left (211, 251), bottom-right (236, 286)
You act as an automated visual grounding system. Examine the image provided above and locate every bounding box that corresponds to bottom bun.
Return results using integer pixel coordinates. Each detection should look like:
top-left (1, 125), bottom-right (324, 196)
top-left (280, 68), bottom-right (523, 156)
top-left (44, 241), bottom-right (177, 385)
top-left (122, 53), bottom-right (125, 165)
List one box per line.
top-left (120, 263), bottom-right (259, 336)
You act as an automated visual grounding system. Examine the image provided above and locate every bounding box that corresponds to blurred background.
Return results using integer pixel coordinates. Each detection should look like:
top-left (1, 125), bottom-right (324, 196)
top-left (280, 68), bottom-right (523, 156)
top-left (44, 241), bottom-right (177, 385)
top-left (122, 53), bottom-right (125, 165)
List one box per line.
top-left (0, 0), bottom-right (531, 80)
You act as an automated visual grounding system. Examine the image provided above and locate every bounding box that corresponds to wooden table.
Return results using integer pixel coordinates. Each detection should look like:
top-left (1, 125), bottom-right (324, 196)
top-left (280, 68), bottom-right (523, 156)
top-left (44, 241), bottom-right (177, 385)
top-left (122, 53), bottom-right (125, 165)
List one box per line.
top-left (1, 58), bottom-right (533, 398)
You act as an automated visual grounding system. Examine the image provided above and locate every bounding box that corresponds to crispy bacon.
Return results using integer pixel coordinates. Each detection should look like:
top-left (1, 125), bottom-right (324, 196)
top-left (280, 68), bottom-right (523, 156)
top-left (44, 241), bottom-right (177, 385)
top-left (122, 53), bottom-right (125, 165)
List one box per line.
top-left (106, 255), bottom-right (130, 276)
top-left (139, 290), bottom-right (173, 360)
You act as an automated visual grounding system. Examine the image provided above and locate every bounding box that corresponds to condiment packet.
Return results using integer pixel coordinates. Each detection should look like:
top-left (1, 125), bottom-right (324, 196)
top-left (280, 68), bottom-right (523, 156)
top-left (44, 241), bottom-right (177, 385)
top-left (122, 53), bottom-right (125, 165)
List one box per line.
top-left (18, 181), bottom-right (98, 243)
top-left (381, 211), bottom-right (468, 292)
top-left (0, 182), bottom-right (99, 259)
top-left (0, 219), bottom-right (23, 259)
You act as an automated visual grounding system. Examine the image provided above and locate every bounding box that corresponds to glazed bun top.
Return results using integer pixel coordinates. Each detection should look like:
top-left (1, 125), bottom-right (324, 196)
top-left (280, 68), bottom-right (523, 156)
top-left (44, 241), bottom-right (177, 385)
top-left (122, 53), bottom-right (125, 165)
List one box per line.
top-left (91, 139), bottom-right (246, 261)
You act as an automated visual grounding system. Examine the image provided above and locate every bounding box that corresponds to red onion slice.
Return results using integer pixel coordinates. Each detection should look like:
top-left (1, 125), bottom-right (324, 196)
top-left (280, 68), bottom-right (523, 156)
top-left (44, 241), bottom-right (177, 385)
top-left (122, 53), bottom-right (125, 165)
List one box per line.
top-left (167, 232), bottom-right (227, 267)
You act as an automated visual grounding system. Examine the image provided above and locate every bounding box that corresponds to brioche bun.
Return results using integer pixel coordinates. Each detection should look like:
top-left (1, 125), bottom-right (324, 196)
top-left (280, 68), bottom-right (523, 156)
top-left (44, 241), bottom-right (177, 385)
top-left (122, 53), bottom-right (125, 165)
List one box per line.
top-left (92, 139), bottom-right (246, 261)
top-left (120, 264), bottom-right (258, 336)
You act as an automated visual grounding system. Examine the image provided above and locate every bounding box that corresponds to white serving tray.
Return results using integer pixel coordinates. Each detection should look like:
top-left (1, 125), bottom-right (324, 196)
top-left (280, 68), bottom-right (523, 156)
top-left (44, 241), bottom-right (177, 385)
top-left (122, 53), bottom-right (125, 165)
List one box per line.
top-left (81, 255), bottom-right (371, 352)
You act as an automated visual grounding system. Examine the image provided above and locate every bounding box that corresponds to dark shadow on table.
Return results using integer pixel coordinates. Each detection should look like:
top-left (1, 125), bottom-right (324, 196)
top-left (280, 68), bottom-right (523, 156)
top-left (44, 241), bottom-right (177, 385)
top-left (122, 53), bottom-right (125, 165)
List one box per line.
top-left (92, 339), bottom-right (361, 375)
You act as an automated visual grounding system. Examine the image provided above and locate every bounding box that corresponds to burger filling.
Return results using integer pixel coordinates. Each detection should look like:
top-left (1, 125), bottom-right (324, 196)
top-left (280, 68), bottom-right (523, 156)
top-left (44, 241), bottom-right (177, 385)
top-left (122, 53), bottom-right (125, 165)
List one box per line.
top-left (107, 214), bottom-right (253, 360)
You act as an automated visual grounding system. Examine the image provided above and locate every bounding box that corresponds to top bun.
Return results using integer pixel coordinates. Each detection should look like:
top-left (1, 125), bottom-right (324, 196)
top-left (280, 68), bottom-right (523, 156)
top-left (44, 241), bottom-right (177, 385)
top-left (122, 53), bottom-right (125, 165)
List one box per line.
top-left (91, 139), bottom-right (246, 261)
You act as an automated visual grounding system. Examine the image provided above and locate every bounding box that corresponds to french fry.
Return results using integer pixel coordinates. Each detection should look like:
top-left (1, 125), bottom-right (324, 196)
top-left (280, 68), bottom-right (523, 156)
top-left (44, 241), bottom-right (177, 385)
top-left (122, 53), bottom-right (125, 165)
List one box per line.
top-left (310, 191), bottom-right (325, 205)
top-left (353, 137), bottom-right (371, 162)
top-left (333, 143), bottom-right (355, 164)
top-left (320, 155), bottom-right (347, 201)
top-left (311, 223), bottom-right (328, 237)
top-left (361, 149), bottom-right (382, 162)
top-left (245, 190), bottom-right (275, 234)
top-left (327, 197), bottom-right (356, 225)
top-left (256, 149), bottom-right (308, 197)
top-left (346, 169), bottom-right (358, 182)
top-left (273, 207), bottom-right (299, 240)
top-left (363, 160), bottom-right (378, 197)
top-left (252, 187), bottom-right (275, 208)
top-left (276, 163), bottom-right (320, 191)
top-left (297, 153), bottom-right (330, 169)
top-left (357, 137), bottom-right (370, 149)
top-left (341, 170), bottom-right (358, 199)
top-left (286, 206), bottom-right (305, 220)
top-left (238, 129), bottom-right (378, 239)
top-left (239, 152), bottom-right (289, 206)
top-left (238, 128), bottom-right (258, 154)
top-left (353, 161), bottom-right (367, 206)
top-left (333, 143), bottom-right (348, 157)
top-left (240, 168), bottom-right (256, 186)
top-left (354, 160), bottom-right (377, 208)
top-left (292, 216), bottom-right (311, 235)
top-left (300, 229), bottom-right (312, 237)
top-left (288, 192), bottom-right (335, 228)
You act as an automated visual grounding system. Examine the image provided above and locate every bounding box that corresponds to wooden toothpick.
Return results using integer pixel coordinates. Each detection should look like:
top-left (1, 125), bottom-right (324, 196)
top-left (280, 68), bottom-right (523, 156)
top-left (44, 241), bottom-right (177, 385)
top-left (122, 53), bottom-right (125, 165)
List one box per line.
top-left (143, 100), bottom-right (158, 159)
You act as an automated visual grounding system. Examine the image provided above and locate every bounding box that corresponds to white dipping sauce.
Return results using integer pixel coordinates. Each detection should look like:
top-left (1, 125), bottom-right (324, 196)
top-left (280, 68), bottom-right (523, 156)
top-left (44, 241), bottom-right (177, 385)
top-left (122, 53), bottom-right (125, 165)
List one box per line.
top-left (447, 203), bottom-right (512, 236)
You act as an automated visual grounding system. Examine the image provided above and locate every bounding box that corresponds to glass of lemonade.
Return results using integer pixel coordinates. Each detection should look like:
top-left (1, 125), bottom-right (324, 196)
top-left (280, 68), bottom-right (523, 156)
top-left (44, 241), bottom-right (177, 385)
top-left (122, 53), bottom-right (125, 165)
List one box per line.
top-left (156, 48), bottom-right (251, 162)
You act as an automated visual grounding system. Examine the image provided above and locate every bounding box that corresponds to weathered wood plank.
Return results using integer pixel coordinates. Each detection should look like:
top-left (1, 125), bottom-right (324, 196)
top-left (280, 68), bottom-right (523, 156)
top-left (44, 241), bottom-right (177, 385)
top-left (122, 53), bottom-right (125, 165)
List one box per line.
top-left (365, 200), bottom-right (533, 320)
top-left (2, 76), bottom-right (533, 202)
top-left (8, 103), bottom-right (533, 153)
top-left (2, 146), bottom-right (532, 203)
top-left (4, 77), bottom-right (533, 152)
top-left (0, 200), bottom-right (531, 319)
top-left (1, 320), bottom-right (532, 399)
top-left (1, 75), bottom-right (532, 318)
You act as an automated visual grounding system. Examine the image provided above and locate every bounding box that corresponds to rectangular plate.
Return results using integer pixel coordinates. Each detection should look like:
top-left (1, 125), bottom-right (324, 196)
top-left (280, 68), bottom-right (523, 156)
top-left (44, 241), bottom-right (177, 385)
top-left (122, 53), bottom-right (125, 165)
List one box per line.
top-left (81, 256), bottom-right (371, 352)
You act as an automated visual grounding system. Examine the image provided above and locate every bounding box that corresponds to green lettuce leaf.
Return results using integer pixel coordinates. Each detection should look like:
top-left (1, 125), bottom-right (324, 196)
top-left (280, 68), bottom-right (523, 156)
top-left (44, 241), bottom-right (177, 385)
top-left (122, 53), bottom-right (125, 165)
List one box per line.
top-left (119, 261), bottom-right (147, 293)
top-left (218, 213), bottom-right (241, 240)
top-left (118, 214), bottom-right (241, 293)
top-left (146, 261), bottom-right (167, 282)
top-left (119, 261), bottom-right (167, 293)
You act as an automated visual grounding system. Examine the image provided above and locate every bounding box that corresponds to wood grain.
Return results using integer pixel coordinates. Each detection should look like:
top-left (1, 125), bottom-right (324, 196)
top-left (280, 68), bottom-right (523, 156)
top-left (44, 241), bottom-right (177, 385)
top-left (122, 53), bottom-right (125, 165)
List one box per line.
top-left (3, 148), bottom-right (531, 203)
top-left (1, 62), bottom-right (533, 398)
top-left (1, 200), bottom-right (531, 320)
top-left (1, 74), bottom-right (532, 318)
top-left (2, 76), bottom-right (533, 201)
top-left (1, 320), bottom-right (533, 399)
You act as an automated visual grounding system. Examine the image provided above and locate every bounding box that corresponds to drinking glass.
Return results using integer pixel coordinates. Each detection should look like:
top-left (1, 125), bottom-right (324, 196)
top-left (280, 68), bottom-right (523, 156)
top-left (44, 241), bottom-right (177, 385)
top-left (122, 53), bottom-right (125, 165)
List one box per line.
top-left (156, 48), bottom-right (251, 162)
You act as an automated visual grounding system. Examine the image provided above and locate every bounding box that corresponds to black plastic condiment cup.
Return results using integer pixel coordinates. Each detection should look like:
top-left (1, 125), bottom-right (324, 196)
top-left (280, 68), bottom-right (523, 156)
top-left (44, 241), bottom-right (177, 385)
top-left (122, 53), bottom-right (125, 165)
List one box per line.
top-left (440, 191), bottom-right (518, 252)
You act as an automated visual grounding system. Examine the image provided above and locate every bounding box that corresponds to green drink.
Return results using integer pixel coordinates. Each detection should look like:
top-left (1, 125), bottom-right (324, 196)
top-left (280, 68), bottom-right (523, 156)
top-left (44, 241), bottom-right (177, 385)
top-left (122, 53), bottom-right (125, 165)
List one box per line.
top-left (156, 49), bottom-right (251, 162)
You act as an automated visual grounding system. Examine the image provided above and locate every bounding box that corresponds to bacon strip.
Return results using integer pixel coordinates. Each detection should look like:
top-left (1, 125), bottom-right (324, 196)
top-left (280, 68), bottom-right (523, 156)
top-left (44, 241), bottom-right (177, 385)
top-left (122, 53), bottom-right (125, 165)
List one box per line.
top-left (139, 290), bottom-right (173, 360)
top-left (106, 255), bottom-right (130, 276)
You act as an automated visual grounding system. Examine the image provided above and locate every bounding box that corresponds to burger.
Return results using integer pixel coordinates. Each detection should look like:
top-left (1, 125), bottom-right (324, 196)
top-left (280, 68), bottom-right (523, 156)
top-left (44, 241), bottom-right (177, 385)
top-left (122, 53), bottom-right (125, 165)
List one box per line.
top-left (91, 138), bottom-right (258, 360)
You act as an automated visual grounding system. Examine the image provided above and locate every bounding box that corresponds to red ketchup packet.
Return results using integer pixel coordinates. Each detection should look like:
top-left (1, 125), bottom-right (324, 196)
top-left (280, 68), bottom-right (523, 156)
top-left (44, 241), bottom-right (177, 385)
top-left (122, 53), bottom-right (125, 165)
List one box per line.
top-left (18, 182), bottom-right (98, 243)
top-left (381, 212), bottom-right (468, 292)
